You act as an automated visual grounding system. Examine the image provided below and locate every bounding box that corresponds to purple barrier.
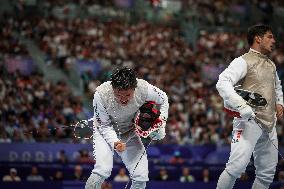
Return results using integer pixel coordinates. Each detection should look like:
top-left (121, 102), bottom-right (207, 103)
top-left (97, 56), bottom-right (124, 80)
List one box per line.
top-left (0, 143), bottom-right (216, 163)
top-left (1, 143), bottom-right (283, 165)
top-left (0, 143), bottom-right (92, 162)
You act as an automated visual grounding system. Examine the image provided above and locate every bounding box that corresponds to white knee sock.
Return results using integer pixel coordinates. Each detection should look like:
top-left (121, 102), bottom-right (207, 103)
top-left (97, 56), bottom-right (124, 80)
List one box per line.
top-left (85, 173), bottom-right (105, 189)
top-left (216, 170), bottom-right (237, 189)
top-left (130, 180), bottom-right (146, 189)
top-left (251, 178), bottom-right (270, 189)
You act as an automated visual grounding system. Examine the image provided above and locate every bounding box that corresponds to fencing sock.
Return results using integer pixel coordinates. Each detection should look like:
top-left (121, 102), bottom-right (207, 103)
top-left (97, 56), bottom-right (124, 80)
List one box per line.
top-left (251, 178), bottom-right (270, 189)
top-left (85, 173), bottom-right (105, 189)
top-left (216, 170), bottom-right (237, 189)
top-left (130, 180), bottom-right (146, 189)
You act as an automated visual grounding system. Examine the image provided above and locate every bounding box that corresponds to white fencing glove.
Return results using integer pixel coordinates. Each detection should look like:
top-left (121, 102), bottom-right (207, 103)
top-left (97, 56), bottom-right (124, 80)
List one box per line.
top-left (149, 121), bottom-right (166, 140)
top-left (225, 94), bottom-right (255, 120)
top-left (238, 104), bottom-right (255, 120)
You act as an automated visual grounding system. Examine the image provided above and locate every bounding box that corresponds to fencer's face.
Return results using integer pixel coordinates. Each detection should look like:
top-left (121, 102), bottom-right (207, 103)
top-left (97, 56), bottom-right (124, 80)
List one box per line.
top-left (113, 88), bottom-right (135, 106)
top-left (258, 31), bottom-right (275, 54)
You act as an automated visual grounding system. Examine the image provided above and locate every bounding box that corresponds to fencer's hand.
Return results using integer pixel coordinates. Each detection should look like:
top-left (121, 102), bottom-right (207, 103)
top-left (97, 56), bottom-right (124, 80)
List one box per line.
top-left (276, 104), bottom-right (284, 119)
top-left (239, 104), bottom-right (255, 120)
top-left (225, 94), bottom-right (256, 120)
top-left (149, 127), bottom-right (166, 140)
top-left (114, 141), bottom-right (126, 152)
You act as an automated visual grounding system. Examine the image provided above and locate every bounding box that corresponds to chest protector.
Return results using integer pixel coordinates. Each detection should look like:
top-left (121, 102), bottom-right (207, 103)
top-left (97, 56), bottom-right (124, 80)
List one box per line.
top-left (239, 50), bottom-right (277, 131)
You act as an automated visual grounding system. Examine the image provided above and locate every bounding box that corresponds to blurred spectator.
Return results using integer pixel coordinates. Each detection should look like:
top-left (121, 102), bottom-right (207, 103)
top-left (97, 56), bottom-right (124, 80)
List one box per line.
top-left (202, 168), bottom-right (210, 183)
top-left (72, 165), bottom-right (86, 181)
top-left (278, 171), bottom-right (284, 182)
top-left (76, 149), bottom-right (94, 163)
top-left (101, 181), bottom-right (112, 189)
top-left (50, 170), bottom-right (64, 181)
top-left (179, 167), bottom-right (195, 183)
top-left (0, 130), bottom-right (12, 143)
top-left (113, 168), bottom-right (130, 182)
top-left (169, 151), bottom-right (185, 164)
top-left (57, 150), bottom-right (69, 164)
top-left (26, 166), bottom-right (44, 181)
top-left (279, 158), bottom-right (284, 166)
top-left (239, 172), bottom-right (249, 182)
top-left (2, 168), bottom-right (21, 182)
top-left (155, 167), bottom-right (170, 181)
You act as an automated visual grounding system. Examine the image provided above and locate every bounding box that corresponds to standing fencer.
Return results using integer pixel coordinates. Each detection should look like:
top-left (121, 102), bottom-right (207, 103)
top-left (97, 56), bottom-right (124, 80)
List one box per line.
top-left (85, 67), bottom-right (169, 189)
top-left (216, 24), bottom-right (283, 189)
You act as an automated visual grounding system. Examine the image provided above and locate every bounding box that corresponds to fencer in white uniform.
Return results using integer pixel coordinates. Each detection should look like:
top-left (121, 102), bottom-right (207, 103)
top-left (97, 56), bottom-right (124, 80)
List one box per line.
top-left (216, 25), bottom-right (283, 189)
top-left (85, 67), bottom-right (169, 189)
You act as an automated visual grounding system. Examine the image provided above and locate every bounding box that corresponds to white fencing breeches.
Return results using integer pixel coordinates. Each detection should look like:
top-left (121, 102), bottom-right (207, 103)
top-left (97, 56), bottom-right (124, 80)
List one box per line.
top-left (85, 173), bottom-right (105, 189)
top-left (87, 131), bottom-right (148, 189)
top-left (221, 119), bottom-right (278, 188)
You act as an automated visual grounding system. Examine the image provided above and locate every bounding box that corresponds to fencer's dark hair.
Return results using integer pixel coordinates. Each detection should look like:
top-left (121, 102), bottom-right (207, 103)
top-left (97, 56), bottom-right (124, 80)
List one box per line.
top-left (247, 25), bottom-right (273, 46)
top-left (111, 67), bottom-right (137, 90)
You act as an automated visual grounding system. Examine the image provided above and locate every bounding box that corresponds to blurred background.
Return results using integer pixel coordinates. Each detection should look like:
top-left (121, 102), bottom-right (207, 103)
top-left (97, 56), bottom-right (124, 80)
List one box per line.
top-left (1, 0), bottom-right (284, 188)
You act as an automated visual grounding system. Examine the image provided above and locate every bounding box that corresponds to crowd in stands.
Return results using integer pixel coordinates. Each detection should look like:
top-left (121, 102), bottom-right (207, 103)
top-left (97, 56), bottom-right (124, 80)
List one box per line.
top-left (0, 22), bottom-right (29, 57)
top-left (182, 0), bottom-right (283, 26)
top-left (0, 14), bottom-right (87, 143)
top-left (0, 25), bottom-right (86, 143)
top-left (1, 1), bottom-right (284, 147)
top-left (13, 0), bottom-right (284, 26)
top-left (0, 67), bottom-right (86, 143)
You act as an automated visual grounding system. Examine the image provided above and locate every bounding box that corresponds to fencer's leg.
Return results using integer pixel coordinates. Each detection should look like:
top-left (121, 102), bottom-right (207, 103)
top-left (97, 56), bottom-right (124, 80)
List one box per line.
top-left (130, 180), bottom-right (147, 189)
top-left (216, 170), bottom-right (237, 189)
top-left (252, 127), bottom-right (278, 189)
top-left (251, 178), bottom-right (270, 189)
top-left (85, 131), bottom-right (114, 189)
top-left (216, 119), bottom-right (262, 189)
top-left (119, 134), bottom-right (148, 189)
top-left (85, 173), bottom-right (106, 189)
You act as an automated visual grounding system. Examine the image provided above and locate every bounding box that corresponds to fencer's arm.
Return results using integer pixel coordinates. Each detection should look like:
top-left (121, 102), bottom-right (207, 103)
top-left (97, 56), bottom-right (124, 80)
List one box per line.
top-left (145, 83), bottom-right (169, 121)
top-left (216, 57), bottom-right (256, 119)
top-left (275, 72), bottom-right (284, 106)
top-left (216, 57), bottom-right (247, 105)
top-left (145, 84), bottom-right (169, 140)
top-left (93, 92), bottom-right (119, 147)
top-left (216, 57), bottom-right (247, 99)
